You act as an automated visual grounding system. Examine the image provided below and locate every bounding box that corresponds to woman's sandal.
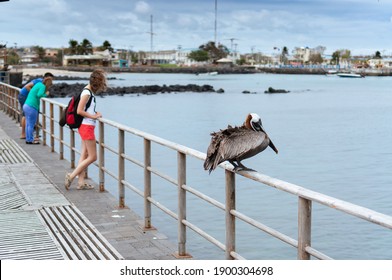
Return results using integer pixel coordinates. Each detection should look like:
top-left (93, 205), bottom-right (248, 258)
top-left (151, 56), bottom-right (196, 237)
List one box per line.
top-left (64, 173), bottom-right (72, 190)
top-left (77, 183), bottom-right (94, 190)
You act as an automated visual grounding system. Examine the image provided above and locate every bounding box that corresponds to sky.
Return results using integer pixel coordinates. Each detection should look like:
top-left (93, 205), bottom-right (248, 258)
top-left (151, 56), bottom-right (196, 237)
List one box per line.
top-left (1, 0), bottom-right (391, 56)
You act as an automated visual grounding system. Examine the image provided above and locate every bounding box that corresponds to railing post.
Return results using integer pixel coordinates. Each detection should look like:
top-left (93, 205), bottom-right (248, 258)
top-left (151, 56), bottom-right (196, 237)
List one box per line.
top-left (118, 128), bottom-right (125, 208)
top-left (59, 107), bottom-right (64, 160)
top-left (70, 129), bottom-right (75, 168)
top-left (98, 121), bottom-right (105, 192)
top-left (144, 138), bottom-right (153, 230)
top-left (176, 151), bottom-right (191, 258)
top-left (50, 103), bottom-right (54, 152)
top-left (6, 86), bottom-right (10, 116)
top-left (41, 100), bottom-right (46, 145)
top-left (225, 170), bottom-right (236, 260)
top-left (298, 197), bottom-right (312, 260)
top-left (0, 85), bottom-right (3, 111)
top-left (11, 89), bottom-right (17, 120)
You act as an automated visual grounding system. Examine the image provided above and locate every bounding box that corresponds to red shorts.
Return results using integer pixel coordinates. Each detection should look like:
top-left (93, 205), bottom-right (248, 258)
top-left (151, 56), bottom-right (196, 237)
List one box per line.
top-left (78, 124), bottom-right (95, 140)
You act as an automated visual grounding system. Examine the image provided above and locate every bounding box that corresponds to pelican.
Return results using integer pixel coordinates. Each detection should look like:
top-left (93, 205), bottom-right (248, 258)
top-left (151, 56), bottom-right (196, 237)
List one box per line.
top-left (203, 113), bottom-right (278, 173)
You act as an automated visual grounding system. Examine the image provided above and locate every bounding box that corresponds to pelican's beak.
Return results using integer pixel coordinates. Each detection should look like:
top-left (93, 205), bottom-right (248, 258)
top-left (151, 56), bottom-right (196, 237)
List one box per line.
top-left (268, 139), bottom-right (279, 154)
top-left (253, 120), bottom-right (265, 132)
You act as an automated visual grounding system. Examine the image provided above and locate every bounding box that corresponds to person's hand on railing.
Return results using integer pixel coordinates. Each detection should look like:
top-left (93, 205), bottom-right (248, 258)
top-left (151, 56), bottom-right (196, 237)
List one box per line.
top-left (94, 112), bottom-right (102, 119)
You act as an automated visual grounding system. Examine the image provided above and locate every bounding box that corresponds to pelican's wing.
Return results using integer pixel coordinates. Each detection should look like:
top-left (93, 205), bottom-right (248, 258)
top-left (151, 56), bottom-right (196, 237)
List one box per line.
top-left (219, 129), bottom-right (266, 160)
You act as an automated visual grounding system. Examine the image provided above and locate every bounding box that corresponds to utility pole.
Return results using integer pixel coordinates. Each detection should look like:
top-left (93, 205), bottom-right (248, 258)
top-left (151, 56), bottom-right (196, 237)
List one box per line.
top-left (226, 38), bottom-right (238, 54)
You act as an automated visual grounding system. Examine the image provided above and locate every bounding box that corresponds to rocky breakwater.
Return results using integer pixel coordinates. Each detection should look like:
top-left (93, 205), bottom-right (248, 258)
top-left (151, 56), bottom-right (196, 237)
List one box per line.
top-left (50, 82), bottom-right (218, 97)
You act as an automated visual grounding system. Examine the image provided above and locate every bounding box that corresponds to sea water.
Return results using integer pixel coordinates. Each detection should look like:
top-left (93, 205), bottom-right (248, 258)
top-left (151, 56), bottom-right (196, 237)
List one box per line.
top-left (54, 73), bottom-right (392, 259)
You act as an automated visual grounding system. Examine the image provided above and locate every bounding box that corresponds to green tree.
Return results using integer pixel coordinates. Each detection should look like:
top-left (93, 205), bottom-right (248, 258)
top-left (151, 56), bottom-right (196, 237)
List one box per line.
top-left (55, 49), bottom-right (63, 66)
top-left (68, 39), bottom-right (79, 55)
top-left (97, 40), bottom-right (113, 52)
top-left (7, 50), bottom-right (20, 65)
top-left (331, 51), bottom-right (340, 65)
top-left (33, 45), bottom-right (46, 61)
top-left (188, 50), bottom-right (209, 62)
top-left (309, 53), bottom-right (323, 64)
top-left (79, 39), bottom-right (93, 55)
top-left (281, 46), bottom-right (289, 64)
top-left (374, 51), bottom-right (382, 59)
top-left (340, 49), bottom-right (351, 61)
top-left (199, 41), bottom-right (229, 63)
top-left (331, 49), bottom-right (351, 65)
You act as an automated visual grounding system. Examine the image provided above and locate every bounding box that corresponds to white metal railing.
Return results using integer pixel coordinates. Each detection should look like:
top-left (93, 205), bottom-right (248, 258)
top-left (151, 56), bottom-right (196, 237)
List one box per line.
top-left (1, 81), bottom-right (392, 260)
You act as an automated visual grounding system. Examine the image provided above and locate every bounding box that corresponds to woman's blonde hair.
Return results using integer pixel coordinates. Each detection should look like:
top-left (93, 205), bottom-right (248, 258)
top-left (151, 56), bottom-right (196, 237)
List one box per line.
top-left (89, 69), bottom-right (107, 93)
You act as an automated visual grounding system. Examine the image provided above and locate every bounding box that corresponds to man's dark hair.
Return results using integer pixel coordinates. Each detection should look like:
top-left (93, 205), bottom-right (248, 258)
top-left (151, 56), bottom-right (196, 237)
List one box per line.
top-left (44, 72), bottom-right (54, 78)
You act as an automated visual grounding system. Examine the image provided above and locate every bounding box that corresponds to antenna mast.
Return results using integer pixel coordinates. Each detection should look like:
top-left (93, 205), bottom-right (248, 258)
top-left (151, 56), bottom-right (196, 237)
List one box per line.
top-left (150, 14), bottom-right (154, 53)
top-left (214, 0), bottom-right (217, 44)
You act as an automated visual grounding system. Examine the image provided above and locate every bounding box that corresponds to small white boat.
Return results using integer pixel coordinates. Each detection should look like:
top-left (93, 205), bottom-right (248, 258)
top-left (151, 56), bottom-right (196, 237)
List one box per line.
top-left (336, 73), bottom-right (364, 78)
top-left (196, 71), bottom-right (218, 76)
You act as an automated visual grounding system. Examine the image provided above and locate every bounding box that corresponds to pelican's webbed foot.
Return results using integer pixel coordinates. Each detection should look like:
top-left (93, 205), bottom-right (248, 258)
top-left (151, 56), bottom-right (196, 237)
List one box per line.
top-left (230, 161), bottom-right (257, 172)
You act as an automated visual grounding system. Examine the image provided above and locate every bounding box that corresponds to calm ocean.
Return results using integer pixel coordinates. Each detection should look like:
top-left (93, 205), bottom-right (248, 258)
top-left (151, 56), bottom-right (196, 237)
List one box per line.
top-left (55, 72), bottom-right (392, 259)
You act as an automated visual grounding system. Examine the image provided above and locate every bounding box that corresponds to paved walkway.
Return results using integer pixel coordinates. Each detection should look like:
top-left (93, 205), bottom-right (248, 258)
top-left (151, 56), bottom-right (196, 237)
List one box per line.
top-left (0, 111), bottom-right (177, 260)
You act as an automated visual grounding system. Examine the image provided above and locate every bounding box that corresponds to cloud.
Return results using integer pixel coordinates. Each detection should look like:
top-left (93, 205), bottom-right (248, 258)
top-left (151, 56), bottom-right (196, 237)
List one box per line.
top-left (47, 0), bottom-right (68, 14)
top-left (135, 1), bottom-right (151, 14)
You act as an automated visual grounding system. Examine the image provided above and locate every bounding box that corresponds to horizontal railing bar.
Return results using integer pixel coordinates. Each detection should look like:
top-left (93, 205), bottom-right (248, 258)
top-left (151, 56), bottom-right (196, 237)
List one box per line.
top-left (147, 196), bottom-right (178, 220)
top-left (123, 154), bottom-right (144, 168)
top-left (42, 97), bottom-right (65, 108)
top-left (101, 143), bottom-right (117, 155)
top-left (231, 209), bottom-right (298, 248)
top-left (100, 118), bottom-right (206, 160)
top-left (0, 82), bottom-right (20, 91)
top-left (305, 246), bottom-right (333, 260)
top-left (182, 219), bottom-right (226, 252)
top-left (122, 180), bottom-right (144, 198)
top-left (237, 171), bottom-right (392, 230)
top-left (101, 167), bottom-right (118, 181)
top-left (182, 184), bottom-right (225, 211)
top-left (230, 251), bottom-right (246, 260)
top-left (147, 166), bottom-right (178, 186)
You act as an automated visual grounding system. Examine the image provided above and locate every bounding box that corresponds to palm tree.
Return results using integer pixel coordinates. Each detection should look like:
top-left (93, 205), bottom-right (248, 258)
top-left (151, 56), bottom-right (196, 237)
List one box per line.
top-left (281, 46), bottom-right (289, 64)
top-left (79, 39), bottom-right (93, 55)
top-left (374, 51), bottom-right (382, 59)
top-left (68, 39), bottom-right (78, 55)
top-left (100, 40), bottom-right (113, 52)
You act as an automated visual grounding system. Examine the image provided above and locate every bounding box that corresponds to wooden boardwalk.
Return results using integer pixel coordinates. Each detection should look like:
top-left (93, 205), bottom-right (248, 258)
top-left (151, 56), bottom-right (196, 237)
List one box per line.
top-left (0, 111), bottom-right (177, 260)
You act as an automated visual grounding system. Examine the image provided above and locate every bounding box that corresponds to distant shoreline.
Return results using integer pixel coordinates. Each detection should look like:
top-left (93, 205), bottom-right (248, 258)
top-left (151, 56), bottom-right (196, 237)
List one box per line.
top-left (20, 65), bottom-right (392, 77)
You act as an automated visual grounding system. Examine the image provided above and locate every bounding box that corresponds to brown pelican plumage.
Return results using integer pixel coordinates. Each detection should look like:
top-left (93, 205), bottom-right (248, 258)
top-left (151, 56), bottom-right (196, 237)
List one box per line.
top-left (203, 113), bottom-right (278, 173)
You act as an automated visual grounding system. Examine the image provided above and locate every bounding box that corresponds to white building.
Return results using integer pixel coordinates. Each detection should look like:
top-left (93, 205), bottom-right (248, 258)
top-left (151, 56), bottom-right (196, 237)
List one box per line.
top-left (62, 49), bottom-right (112, 66)
top-left (293, 47), bottom-right (311, 63)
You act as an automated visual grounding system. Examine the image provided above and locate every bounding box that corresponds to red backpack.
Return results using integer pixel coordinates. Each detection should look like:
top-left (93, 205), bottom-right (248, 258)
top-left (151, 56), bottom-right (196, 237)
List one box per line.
top-left (60, 88), bottom-right (93, 129)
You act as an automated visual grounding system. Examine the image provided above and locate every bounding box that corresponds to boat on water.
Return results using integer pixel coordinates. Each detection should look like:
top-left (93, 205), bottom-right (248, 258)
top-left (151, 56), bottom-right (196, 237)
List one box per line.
top-left (196, 71), bottom-right (218, 76)
top-left (325, 70), bottom-right (337, 77)
top-left (336, 72), bottom-right (364, 78)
